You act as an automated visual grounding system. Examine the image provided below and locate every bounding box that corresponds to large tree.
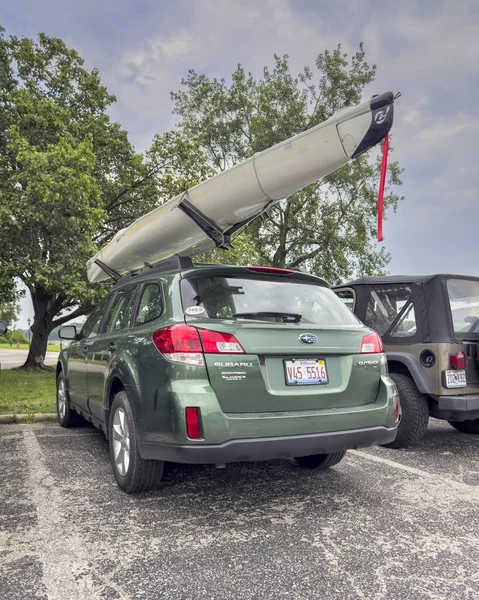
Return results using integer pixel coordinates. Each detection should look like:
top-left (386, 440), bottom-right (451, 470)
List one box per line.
top-left (0, 29), bottom-right (211, 369)
top-left (172, 46), bottom-right (403, 283)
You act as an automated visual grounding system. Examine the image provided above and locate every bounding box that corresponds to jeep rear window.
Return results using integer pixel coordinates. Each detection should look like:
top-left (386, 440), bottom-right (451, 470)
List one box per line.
top-left (447, 279), bottom-right (479, 334)
top-left (181, 274), bottom-right (360, 326)
top-left (364, 286), bottom-right (414, 336)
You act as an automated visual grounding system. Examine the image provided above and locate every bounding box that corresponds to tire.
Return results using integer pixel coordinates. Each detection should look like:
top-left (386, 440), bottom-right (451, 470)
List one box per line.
top-left (448, 419), bottom-right (479, 434)
top-left (109, 391), bottom-right (164, 493)
top-left (382, 373), bottom-right (429, 449)
top-left (294, 451), bottom-right (347, 470)
top-left (56, 372), bottom-right (82, 428)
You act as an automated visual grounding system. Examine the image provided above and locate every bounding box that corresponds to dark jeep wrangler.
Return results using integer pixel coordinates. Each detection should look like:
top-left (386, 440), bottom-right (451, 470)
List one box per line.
top-left (334, 275), bottom-right (479, 448)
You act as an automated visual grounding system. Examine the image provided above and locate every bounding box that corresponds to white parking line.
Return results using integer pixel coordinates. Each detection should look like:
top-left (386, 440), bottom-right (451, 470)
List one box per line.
top-left (22, 430), bottom-right (102, 600)
top-left (350, 449), bottom-right (479, 497)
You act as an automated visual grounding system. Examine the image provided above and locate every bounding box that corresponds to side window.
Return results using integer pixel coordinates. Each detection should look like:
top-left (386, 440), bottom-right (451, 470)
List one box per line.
top-left (390, 303), bottom-right (417, 338)
top-left (104, 286), bottom-right (138, 333)
top-left (81, 298), bottom-right (110, 339)
top-left (335, 290), bottom-right (355, 313)
top-left (364, 286), bottom-right (413, 336)
top-left (135, 284), bottom-right (163, 326)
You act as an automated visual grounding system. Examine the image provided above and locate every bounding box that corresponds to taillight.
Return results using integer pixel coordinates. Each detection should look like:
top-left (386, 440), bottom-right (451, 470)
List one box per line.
top-left (152, 324), bottom-right (204, 365)
top-left (360, 331), bottom-right (384, 354)
top-left (245, 266), bottom-right (293, 275)
top-left (198, 328), bottom-right (245, 354)
top-left (185, 407), bottom-right (201, 439)
top-left (450, 352), bottom-right (466, 370)
top-left (152, 325), bottom-right (245, 364)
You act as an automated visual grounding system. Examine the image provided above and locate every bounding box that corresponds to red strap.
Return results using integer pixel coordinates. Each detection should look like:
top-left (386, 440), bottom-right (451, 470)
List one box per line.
top-left (377, 135), bottom-right (389, 242)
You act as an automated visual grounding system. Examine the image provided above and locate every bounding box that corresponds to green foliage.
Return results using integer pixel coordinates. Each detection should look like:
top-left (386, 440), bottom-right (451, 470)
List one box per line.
top-left (10, 329), bottom-right (28, 344)
top-left (98, 130), bottom-right (214, 245)
top-left (172, 45), bottom-right (403, 283)
top-left (0, 299), bottom-right (20, 325)
top-left (0, 28), bottom-right (113, 326)
top-left (0, 27), bottom-right (211, 366)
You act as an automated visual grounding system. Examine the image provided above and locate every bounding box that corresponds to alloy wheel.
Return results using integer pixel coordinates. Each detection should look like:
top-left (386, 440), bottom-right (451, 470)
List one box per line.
top-left (57, 379), bottom-right (66, 420)
top-left (112, 408), bottom-right (130, 476)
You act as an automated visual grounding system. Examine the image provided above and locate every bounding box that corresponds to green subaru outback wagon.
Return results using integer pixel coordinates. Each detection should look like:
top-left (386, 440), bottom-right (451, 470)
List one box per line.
top-left (57, 257), bottom-right (399, 493)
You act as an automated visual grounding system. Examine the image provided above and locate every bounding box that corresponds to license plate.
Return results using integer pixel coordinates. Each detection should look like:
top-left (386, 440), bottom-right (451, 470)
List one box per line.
top-left (444, 369), bottom-right (467, 389)
top-left (285, 359), bottom-right (328, 386)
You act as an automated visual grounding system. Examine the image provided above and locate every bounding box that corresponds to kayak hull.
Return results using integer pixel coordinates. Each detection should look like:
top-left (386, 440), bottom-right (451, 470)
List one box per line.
top-left (87, 92), bottom-right (394, 283)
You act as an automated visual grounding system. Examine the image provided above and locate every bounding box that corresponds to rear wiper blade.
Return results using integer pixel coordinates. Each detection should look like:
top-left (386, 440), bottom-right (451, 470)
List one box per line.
top-left (232, 311), bottom-right (302, 323)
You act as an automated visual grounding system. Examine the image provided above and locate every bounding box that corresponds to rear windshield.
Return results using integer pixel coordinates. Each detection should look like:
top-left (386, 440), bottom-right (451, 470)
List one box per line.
top-left (181, 274), bottom-right (361, 326)
top-left (447, 279), bottom-right (479, 334)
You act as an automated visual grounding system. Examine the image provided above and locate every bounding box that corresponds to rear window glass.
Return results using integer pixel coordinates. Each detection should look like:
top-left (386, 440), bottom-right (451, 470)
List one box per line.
top-left (389, 303), bottom-right (417, 337)
top-left (335, 290), bottom-right (355, 312)
top-left (447, 279), bottom-right (479, 334)
top-left (181, 275), bottom-right (360, 326)
top-left (364, 286), bottom-right (413, 336)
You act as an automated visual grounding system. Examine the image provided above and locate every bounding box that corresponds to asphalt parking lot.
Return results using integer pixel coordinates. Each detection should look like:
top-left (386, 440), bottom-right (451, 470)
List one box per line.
top-left (1, 419), bottom-right (478, 600)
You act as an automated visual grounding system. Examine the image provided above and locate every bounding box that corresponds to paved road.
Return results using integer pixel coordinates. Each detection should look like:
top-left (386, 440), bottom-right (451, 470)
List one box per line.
top-left (1, 419), bottom-right (478, 600)
top-left (0, 349), bottom-right (59, 370)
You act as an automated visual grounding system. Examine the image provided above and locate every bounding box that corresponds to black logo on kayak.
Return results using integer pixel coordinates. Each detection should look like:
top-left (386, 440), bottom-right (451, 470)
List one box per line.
top-left (299, 333), bottom-right (318, 345)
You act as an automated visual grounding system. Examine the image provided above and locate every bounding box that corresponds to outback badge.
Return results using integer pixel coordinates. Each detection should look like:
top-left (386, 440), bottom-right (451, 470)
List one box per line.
top-left (299, 333), bottom-right (318, 345)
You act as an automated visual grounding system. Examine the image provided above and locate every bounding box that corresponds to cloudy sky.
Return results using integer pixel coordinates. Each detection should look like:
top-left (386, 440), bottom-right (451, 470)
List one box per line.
top-left (2, 0), bottom-right (478, 327)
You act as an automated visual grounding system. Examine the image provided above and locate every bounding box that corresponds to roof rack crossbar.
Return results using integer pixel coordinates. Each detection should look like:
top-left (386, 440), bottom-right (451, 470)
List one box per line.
top-left (178, 194), bottom-right (275, 255)
top-left (94, 259), bottom-right (122, 282)
top-left (178, 194), bottom-right (231, 249)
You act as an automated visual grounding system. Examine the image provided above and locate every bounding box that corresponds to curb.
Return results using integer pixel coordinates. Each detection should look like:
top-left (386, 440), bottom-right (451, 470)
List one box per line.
top-left (0, 413), bottom-right (57, 424)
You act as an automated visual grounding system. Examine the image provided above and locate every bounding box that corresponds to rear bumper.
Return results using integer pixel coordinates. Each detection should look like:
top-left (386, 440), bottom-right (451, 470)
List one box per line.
top-left (432, 395), bottom-right (479, 422)
top-left (138, 425), bottom-right (397, 464)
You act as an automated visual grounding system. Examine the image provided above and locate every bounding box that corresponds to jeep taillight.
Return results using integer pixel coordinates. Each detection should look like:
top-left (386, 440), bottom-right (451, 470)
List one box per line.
top-left (360, 331), bottom-right (384, 354)
top-left (152, 324), bottom-right (204, 366)
top-left (152, 325), bottom-right (245, 365)
top-left (450, 351), bottom-right (466, 370)
top-left (198, 328), bottom-right (245, 354)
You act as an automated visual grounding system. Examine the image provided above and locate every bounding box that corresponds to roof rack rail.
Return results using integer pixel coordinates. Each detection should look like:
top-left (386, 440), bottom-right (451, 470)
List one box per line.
top-left (114, 255), bottom-right (195, 285)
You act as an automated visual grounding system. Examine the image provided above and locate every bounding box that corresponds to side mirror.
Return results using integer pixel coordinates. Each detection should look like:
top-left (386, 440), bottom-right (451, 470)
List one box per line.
top-left (0, 321), bottom-right (7, 336)
top-left (59, 325), bottom-right (77, 340)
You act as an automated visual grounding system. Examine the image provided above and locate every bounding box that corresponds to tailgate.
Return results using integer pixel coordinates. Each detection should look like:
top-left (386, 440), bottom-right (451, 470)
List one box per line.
top-left (181, 269), bottom-right (383, 414)
top-left (197, 322), bottom-right (381, 413)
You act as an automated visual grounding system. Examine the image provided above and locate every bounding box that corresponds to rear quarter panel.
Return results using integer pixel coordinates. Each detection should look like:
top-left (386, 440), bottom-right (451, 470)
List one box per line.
top-left (386, 342), bottom-right (479, 396)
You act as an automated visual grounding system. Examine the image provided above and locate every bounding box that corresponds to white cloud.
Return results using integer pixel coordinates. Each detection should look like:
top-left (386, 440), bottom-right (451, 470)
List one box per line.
top-left (418, 118), bottom-right (479, 142)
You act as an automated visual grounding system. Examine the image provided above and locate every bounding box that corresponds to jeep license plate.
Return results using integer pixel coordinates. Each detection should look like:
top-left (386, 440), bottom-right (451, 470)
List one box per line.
top-left (444, 369), bottom-right (467, 389)
top-left (285, 359), bottom-right (328, 386)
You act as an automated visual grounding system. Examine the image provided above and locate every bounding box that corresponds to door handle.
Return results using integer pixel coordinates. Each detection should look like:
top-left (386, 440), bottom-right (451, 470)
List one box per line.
top-left (82, 346), bottom-right (88, 356)
top-left (108, 343), bottom-right (117, 353)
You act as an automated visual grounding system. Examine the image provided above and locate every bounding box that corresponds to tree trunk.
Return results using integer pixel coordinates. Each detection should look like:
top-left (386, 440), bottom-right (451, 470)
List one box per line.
top-left (21, 290), bottom-right (54, 371)
top-left (272, 204), bottom-right (290, 268)
top-left (20, 288), bottom-right (91, 371)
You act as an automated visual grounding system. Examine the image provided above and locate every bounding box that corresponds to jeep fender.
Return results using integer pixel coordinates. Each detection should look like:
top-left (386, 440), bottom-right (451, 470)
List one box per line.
top-left (386, 352), bottom-right (430, 395)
